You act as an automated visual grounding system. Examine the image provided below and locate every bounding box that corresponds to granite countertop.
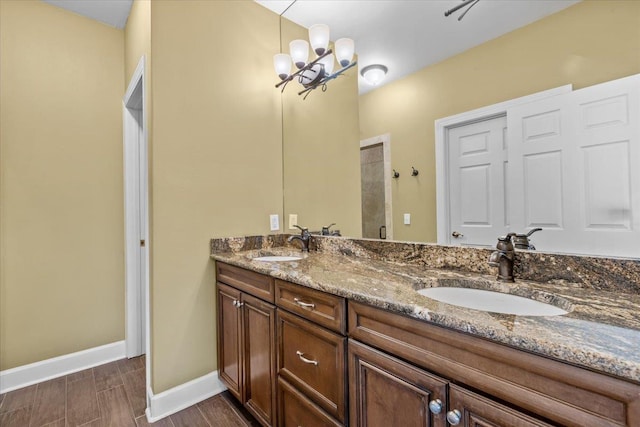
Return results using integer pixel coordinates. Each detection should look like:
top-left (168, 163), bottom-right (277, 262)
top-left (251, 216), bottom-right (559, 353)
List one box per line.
top-left (211, 247), bottom-right (640, 383)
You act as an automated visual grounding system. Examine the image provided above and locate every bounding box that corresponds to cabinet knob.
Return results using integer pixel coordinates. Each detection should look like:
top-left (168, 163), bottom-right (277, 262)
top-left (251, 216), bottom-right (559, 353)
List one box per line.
top-left (451, 231), bottom-right (464, 238)
top-left (428, 399), bottom-right (443, 414)
top-left (446, 409), bottom-right (462, 425)
top-left (232, 300), bottom-right (244, 308)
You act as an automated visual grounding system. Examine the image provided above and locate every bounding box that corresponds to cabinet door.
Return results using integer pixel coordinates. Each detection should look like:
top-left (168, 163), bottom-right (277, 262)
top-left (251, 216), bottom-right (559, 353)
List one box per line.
top-left (243, 293), bottom-right (277, 427)
top-left (447, 385), bottom-right (551, 427)
top-left (349, 340), bottom-right (447, 427)
top-left (217, 283), bottom-right (243, 402)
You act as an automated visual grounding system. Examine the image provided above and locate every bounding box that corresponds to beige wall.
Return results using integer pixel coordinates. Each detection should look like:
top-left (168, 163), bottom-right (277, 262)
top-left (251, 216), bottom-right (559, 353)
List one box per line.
top-left (359, 0), bottom-right (640, 242)
top-left (149, 0), bottom-right (283, 392)
top-left (0, 1), bottom-right (125, 369)
top-left (125, 0), bottom-right (150, 86)
top-left (282, 18), bottom-right (362, 237)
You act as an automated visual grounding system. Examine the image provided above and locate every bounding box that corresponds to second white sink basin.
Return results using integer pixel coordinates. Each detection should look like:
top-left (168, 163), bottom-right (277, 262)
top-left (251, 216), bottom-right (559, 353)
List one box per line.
top-left (417, 287), bottom-right (568, 316)
top-left (253, 255), bottom-right (302, 262)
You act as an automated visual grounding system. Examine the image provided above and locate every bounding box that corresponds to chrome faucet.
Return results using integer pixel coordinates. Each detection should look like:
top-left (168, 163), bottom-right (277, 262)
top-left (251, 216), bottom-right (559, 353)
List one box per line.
top-left (488, 233), bottom-right (516, 282)
top-left (288, 225), bottom-right (311, 252)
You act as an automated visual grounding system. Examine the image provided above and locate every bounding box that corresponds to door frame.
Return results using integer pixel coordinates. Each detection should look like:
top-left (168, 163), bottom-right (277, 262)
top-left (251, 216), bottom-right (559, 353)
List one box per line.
top-left (434, 85), bottom-right (573, 246)
top-left (123, 56), bottom-right (150, 372)
top-left (360, 133), bottom-right (393, 240)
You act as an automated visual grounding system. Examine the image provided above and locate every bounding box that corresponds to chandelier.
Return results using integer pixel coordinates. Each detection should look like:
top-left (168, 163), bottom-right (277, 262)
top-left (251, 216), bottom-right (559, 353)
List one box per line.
top-left (274, 24), bottom-right (357, 99)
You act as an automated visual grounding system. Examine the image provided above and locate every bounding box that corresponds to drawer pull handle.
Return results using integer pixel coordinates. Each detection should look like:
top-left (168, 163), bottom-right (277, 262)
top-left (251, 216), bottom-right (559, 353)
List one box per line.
top-left (293, 298), bottom-right (315, 309)
top-left (296, 351), bottom-right (319, 366)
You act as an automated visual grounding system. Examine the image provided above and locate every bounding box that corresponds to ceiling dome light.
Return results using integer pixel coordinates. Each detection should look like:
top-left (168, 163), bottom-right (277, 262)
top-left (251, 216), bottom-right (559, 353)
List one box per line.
top-left (309, 24), bottom-right (330, 56)
top-left (360, 64), bottom-right (388, 86)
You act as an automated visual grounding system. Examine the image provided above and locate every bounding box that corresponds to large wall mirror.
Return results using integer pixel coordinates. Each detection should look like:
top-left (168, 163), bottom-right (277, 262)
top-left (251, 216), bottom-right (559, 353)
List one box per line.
top-left (274, 0), bottom-right (640, 258)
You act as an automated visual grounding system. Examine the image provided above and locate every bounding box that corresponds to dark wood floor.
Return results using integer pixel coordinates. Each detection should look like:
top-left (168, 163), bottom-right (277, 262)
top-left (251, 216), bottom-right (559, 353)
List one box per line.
top-left (0, 356), bottom-right (258, 426)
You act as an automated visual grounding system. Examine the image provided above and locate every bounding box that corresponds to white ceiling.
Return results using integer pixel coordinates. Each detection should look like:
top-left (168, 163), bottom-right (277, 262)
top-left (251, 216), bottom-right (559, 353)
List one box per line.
top-left (40, 0), bottom-right (581, 94)
top-left (42, 0), bottom-right (133, 29)
top-left (257, 0), bottom-right (581, 94)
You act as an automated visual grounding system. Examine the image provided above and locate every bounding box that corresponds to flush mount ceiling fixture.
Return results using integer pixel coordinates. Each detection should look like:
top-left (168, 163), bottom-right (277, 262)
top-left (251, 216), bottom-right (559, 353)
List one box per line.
top-left (274, 24), bottom-right (357, 99)
top-left (360, 64), bottom-right (388, 86)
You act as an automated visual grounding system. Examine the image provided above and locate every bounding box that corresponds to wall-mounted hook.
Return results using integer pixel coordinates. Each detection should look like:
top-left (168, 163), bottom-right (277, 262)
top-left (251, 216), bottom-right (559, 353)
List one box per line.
top-left (392, 169), bottom-right (400, 178)
top-left (411, 167), bottom-right (419, 176)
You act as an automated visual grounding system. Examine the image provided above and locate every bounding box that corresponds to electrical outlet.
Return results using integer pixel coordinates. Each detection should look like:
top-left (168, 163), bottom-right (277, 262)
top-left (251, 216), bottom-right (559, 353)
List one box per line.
top-left (404, 213), bottom-right (411, 225)
top-left (289, 214), bottom-right (298, 230)
top-left (269, 214), bottom-right (280, 231)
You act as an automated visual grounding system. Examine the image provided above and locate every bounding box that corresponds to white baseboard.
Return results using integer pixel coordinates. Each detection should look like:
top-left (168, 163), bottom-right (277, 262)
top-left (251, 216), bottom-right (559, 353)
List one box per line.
top-left (0, 341), bottom-right (126, 393)
top-left (145, 371), bottom-right (227, 423)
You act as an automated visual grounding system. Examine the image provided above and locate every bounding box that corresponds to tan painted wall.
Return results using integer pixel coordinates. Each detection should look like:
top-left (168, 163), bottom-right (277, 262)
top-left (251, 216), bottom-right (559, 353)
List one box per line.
top-left (281, 18), bottom-right (362, 237)
top-left (0, 0), bottom-right (125, 369)
top-left (359, 0), bottom-right (640, 243)
top-left (149, 0), bottom-right (283, 393)
top-left (125, 0), bottom-right (150, 86)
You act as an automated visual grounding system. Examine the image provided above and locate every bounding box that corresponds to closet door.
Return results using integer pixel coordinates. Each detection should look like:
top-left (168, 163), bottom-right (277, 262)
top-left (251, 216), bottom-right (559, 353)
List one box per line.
top-left (507, 74), bottom-right (640, 257)
top-left (447, 115), bottom-right (509, 247)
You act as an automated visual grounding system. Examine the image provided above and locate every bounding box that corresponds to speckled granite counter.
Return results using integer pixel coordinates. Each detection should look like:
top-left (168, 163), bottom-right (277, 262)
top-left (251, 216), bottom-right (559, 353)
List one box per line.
top-left (211, 238), bottom-right (640, 384)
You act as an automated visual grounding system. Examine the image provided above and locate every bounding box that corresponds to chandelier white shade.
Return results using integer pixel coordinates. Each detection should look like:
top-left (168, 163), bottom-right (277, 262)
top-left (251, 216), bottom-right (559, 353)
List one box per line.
top-left (273, 54), bottom-right (292, 80)
top-left (274, 24), bottom-right (357, 99)
top-left (335, 38), bottom-right (355, 67)
top-left (360, 64), bottom-right (388, 86)
top-left (309, 24), bottom-right (330, 56)
top-left (289, 39), bottom-right (310, 69)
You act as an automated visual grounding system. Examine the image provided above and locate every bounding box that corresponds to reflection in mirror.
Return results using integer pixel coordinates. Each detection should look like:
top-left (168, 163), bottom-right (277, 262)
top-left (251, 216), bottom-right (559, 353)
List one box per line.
top-left (280, 0), bottom-right (640, 257)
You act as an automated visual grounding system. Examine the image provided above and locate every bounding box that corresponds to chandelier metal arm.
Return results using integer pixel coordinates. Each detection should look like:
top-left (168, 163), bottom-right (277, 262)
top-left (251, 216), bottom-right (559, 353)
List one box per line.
top-left (275, 49), bottom-right (334, 90)
top-left (444, 0), bottom-right (477, 17)
top-left (297, 60), bottom-right (358, 97)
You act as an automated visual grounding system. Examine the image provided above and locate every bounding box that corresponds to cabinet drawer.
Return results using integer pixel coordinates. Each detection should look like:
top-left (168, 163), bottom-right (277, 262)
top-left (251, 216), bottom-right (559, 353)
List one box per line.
top-left (277, 309), bottom-right (347, 423)
top-left (278, 377), bottom-right (342, 427)
top-left (276, 280), bottom-right (346, 334)
top-left (348, 301), bottom-right (640, 427)
top-left (448, 384), bottom-right (552, 427)
top-left (217, 262), bottom-right (275, 303)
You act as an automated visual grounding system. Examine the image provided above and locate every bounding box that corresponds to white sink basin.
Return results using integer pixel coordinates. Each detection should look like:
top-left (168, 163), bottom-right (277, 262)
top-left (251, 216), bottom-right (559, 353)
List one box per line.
top-left (252, 255), bottom-right (302, 262)
top-left (417, 287), bottom-right (568, 316)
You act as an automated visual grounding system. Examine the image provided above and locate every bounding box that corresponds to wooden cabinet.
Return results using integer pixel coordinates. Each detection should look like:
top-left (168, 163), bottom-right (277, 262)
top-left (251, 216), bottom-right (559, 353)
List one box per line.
top-left (349, 339), bottom-right (550, 427)
top-left (216, 263), bottom-right (640, 427)
top-left (348, 300), bottom-right (640, 427)
top-left (217, 264), bottom-right (277, 427)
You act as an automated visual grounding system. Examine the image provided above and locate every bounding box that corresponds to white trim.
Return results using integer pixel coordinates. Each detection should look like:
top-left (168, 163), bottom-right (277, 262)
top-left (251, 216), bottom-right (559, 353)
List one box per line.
top-left (360, 133), bottom-right (394, 240)
top-left (145, 371), bottom-right (227, 423)
top-left (0, 341), bottom-right (125, 394)
top-left (434, 84), bottom-right (573, 246)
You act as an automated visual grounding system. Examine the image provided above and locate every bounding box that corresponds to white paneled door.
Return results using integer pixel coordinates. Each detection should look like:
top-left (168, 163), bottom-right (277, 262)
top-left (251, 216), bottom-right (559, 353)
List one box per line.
top-left (508, 74), bottom-right (639, 257)
top-left (448, 116), bottom-right (509, 247)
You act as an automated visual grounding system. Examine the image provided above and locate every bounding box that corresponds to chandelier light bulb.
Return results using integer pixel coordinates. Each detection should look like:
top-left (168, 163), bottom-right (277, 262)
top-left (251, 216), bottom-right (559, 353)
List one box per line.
top-left (289, 39), bottom-right (310, 69)
top-left (309, 24), bottom-right (330, 56)
top-left (335, 38), bottom-right (355, 67)
top-left (360, 64), bottom-right (388, 86)
top-left (273, 53), bottom-right (292, 80)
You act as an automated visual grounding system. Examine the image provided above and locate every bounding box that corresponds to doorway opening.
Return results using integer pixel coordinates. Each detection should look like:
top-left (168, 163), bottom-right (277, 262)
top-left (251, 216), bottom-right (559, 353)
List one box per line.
top-left (123, 57), bottom-right (150, 406)
top-left (360, 134), bottom-right (393, 240)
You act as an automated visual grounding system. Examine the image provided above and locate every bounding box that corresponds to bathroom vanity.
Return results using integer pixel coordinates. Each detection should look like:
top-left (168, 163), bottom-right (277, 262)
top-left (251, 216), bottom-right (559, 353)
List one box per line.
top-left (212, 237), bottom-right (640, 427)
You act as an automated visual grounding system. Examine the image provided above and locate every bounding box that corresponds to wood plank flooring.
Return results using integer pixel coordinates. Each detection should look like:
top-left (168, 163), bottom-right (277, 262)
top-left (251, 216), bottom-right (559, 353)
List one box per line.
top-left (0, 356), bottom-right (258, 426)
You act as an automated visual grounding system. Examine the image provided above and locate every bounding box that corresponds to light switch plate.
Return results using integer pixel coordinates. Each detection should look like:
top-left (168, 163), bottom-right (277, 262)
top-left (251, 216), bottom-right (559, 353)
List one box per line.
top-left (404, 213), bottom-right (411, 225)
top-left (269, 214), bottom-right (280, 231)
top-left (289, 214), bottom-right (298, 230)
